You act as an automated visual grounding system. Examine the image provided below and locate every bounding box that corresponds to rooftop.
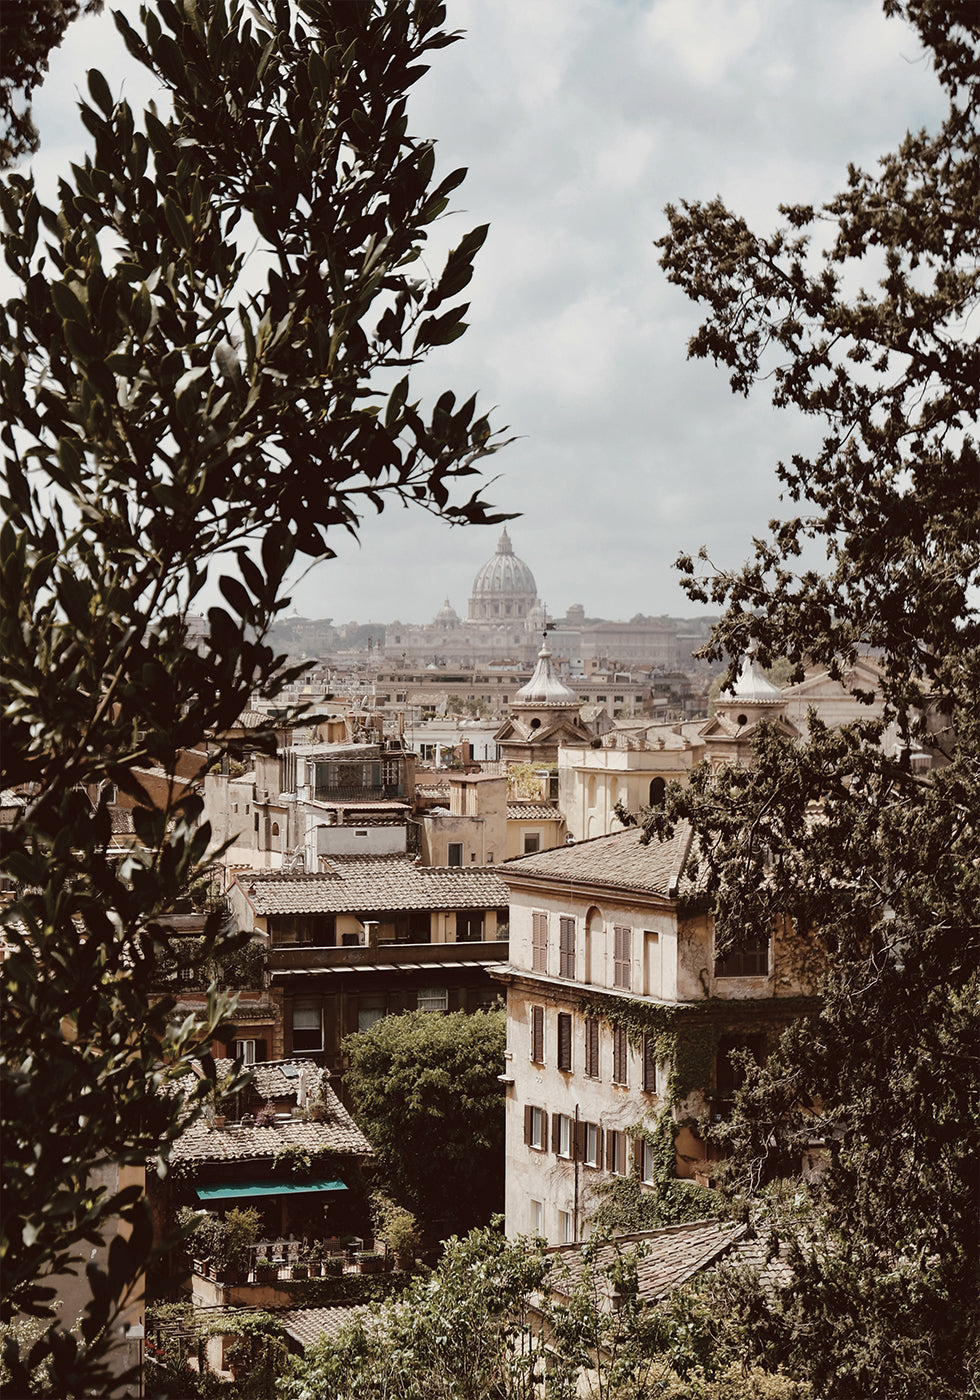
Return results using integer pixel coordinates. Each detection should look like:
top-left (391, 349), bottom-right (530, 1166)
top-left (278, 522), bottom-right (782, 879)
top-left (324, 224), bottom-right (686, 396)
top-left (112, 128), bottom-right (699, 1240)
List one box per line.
top-left (234, 857), bottom-right (509, 915)
top-left (499, 823), bottom-right (697, 900)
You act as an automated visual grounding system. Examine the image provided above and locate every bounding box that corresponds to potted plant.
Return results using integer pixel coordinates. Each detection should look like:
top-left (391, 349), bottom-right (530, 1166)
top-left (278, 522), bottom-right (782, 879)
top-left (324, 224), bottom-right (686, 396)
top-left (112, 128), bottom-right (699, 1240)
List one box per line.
top-left (254, 1102), bottom-right (278, 1128)
top-left (255, 1255), bottom-right (276, 1285)
top-left (355, 1250), bottom-right (383, 1275)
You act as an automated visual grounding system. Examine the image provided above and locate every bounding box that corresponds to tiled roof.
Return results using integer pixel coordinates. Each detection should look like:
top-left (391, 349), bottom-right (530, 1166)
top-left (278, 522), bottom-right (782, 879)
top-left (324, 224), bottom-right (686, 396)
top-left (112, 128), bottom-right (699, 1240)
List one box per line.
top-left (548, 1220), bottom-right (794, 1304)
top-left (234, 859), bottom-right (509, 915)
top-left (172, 1113), bottom-right (372, 1165)
top-left (499, 824), bottom-right (698, 899)
top-left (277, 1305), bottom-right (372, 1351)
top-left (172, 1066), bottom-right (372, 1164)
top-left (550, 1219), bottom-right (739, 1302)
top-left (507, 803), bottom-right (563, 821)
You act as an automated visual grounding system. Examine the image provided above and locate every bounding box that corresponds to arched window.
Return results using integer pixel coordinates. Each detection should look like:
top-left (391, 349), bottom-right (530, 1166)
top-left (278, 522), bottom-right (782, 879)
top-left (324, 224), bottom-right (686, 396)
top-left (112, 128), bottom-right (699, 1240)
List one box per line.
top-left (648, 777), bottom-right (666, 807)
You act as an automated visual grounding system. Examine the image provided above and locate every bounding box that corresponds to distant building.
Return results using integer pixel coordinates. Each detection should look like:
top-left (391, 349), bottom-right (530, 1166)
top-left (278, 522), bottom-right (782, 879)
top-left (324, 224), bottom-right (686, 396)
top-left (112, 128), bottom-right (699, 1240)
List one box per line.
top-left (382, 528), bottom-right (686, 672)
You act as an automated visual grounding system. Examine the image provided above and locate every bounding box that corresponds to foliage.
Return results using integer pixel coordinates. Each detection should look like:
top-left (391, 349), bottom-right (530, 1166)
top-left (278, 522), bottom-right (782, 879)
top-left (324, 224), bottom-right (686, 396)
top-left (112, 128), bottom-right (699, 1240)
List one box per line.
top-left (146, 1305), bottom-right (287, 1400)
top-left (506, 762), bottom-right (548, 801)
top-left (176, 1206), bottom-right (261, 1276)
top-left (0, 0), bottom-right (103, 166)
top-left (650, 3), bottom-right (980, 1395)
top-left (343, 1008), bottom-right (506, 1240)
top-left (277, 1222), bottom-right (800, 1400)
top-left (0, 0), bottom-right (509, 1387)
top-left (587, 1171), bottom-right (721, 1238)
top-left (153, 931), bottom-right (267, 990)
top-left (372, 1192), bottom-right (423, 1266)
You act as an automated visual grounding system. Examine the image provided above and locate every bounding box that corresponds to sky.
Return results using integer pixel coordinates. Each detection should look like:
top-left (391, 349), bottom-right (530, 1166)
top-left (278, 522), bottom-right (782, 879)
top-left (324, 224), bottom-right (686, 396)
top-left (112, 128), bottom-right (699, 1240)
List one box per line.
top-left (25, 0), bottom-right (947, 626)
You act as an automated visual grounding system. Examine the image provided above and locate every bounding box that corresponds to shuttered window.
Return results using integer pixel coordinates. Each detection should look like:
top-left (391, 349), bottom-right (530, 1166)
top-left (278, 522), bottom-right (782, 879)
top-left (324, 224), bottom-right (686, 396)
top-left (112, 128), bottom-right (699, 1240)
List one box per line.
top-left (613, 926), bottom-right (632, 989)
top-left (612, 1024), bottom-right (628, 1085)
top-left (584, 1018), bottom-right (600, 1078)
top-left (642, 1034), bottom-right (659, 1094)
top-left (530, 1005), bottom-right (544, 1063)
top-left (532, 912), bottom-right (548, 973)
top-left (552, 1113), bottom-right (572, 1158)
top-left (557, 1012), bottom-right (572, 1071)
top-left (605, 1128), bottom-right (627, 1176)
top-left (523, 1104), bottom-right (547, 1150)
top-left (559, 916), bottom-right (576, 979)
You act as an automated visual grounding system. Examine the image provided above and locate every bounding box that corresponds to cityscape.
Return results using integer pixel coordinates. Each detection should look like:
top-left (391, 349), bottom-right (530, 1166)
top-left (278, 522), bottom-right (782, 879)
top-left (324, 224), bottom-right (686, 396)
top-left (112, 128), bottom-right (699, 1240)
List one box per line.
top-left (1, 2), bottom-right (976, 1399)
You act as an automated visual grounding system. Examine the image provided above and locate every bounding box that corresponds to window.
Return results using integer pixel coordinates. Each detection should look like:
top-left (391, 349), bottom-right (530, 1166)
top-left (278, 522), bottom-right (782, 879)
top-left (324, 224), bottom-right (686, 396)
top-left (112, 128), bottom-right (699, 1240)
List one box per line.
top-left (553, 1113), bottom-right (572, 1158)
top-left (417, 986), bottom-right (449, 1013)
top-left (232, 1038), bottom-right (265, 1066)
top-left (613, 926), bottom-right (632, 989)
top-left (524, 1105), bottom-right (547, 1150)
top-left (642, 1035), bottom-right (660, 1094)
top-left (557, 1012), bottom-right (572, 1072)
top-left (358, 996), bottom-right (386, 1032)
top-left (558, 1209), bottom-right (574, 1244)
top-left (530, 1199), bottom-right (544, 1234)
top-left (447, 842), bottom-right (463, 867)
top-left (530, 1005), bottom-right (545, 1063)
top-left (456, 910), bottom-right (484, 943)
top-left (584, 1018), bottom-right (600, 1078)
top-left (612, 1025), bottom-right (628, 1086)
top-left (559, 916), bottom-right (576, 979)
top-left (714, 933), bottom-right (770, 978)
top-left (523, 832), bottom-right (541, 854)
top-left (640, 1139), bottom-right (659, 1184)
top-left (606, 1128), bottom-right (628, 1176)
top-left (648, 777), bottom-right (666, 807)
top-left (291, 1002), bottom-right (322, 1053)
top-left (582, 1121), bottom-right (601, 1167)
top-left (532, 912), bottom-right (548, 973)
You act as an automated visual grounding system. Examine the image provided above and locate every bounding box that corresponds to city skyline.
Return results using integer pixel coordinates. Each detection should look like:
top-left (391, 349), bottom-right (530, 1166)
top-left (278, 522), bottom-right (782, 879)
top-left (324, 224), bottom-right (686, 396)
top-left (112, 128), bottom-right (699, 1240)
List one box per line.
top-left (22, 0), bottom-right (948, 623)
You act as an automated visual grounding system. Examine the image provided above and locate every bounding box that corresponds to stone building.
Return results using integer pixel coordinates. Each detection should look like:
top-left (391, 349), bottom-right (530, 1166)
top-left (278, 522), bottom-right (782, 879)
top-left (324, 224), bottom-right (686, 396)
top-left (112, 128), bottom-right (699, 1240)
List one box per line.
top-left (493, 826), bottom-right (818, 1246)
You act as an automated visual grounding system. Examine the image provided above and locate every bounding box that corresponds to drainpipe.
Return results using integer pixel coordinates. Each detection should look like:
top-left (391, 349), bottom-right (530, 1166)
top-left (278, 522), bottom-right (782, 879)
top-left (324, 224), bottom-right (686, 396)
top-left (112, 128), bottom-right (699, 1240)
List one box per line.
top-left (573, 1103), bottom-right (580, 1241)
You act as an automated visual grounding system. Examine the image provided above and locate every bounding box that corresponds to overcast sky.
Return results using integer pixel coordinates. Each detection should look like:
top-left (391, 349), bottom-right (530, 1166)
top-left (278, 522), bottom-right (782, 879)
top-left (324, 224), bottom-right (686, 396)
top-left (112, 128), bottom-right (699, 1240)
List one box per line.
top-left (27, 0), bottom-right (946, 626)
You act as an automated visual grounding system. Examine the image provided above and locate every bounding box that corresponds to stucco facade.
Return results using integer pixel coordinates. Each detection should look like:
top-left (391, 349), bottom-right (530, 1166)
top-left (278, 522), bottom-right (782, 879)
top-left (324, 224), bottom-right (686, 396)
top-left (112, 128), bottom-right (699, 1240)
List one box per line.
top-left (495, 827), bottom-right (817, 1245)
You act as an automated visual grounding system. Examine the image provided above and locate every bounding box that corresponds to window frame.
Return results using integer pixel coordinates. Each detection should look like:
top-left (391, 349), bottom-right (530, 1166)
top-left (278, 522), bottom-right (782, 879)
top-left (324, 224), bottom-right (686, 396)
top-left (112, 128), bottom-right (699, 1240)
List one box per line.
top-left (531, 911), bottom-right (548, 973)
top-left (584, 1017), bottom-right (600, 1079)
top-left (557, 1012), bottom-right (572, 1072)
top-left (714, 932), bottom-right (770, 978)
top-left (553, 1113), bottom-right (572, 1159)
top-left (524, 1104), bottom-right (547, 1151)
top-left (447, 841), bottom-right (463, 867)
top-left (613, 925), bottom-right (632, 990)
top-left (417, 986), bottom-right (449, 1014)
top-left (558, 915), bottom-right (576, 979)
top-left (530, 1004), bottom-right (545, 1063)
top-left (612, 1024), bottom-right (628, 1086)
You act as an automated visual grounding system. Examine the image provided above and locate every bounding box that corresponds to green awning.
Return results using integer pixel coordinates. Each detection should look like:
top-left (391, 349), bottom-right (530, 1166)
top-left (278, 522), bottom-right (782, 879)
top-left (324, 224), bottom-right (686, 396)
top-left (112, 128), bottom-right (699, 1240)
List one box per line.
top-left (196, 1178), bottom-right (347, 1201)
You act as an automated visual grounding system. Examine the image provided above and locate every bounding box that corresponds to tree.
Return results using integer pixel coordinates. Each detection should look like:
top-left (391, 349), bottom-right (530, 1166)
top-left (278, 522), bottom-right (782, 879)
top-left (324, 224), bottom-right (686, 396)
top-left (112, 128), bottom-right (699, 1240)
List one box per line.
top-left (343, 1009), bottom-right (506, 1240)
top-left (0, 0), bottom-right (104, 167)
top-left (650, 3), bottom-right (979, 1395)
top-left (0, 0), bottom-right (510, 1390)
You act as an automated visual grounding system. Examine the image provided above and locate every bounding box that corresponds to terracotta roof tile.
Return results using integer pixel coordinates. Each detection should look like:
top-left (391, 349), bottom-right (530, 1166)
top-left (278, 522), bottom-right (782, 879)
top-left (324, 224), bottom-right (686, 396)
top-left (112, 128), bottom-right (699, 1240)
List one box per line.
top-left (234, 859), bottom-right (509, 915)
top-left (507, 803), bottom-right (564, 821)
top-left (549, 1220), bottom-right (794, 1304)
top-left (277, 1305), bottom-right (372, 1351)
top-left (500, 824), bottom-right (698, 898)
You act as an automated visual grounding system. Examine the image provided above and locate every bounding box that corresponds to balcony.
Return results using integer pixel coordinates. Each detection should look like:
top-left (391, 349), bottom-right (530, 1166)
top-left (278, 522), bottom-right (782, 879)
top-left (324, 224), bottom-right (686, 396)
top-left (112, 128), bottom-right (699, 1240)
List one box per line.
top-left (269, 939), bottom-right (509, 973)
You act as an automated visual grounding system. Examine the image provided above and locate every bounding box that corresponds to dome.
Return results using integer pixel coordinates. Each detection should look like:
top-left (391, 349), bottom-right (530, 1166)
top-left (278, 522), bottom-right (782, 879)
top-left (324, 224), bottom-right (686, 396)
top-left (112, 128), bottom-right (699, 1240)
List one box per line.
top-left (471, 527), bottom-right (537, 599)
top-left (434, 598), bottom-right (459, 627)
top-left (719, 649), bottom-right (784, 706)
top-left (514, 638), bottom-right (579, 706)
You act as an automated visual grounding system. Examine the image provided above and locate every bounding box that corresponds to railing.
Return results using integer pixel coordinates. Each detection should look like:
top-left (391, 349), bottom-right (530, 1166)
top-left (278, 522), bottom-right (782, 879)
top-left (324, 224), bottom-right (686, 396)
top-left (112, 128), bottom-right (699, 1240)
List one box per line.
top-left (269, 939), bottom-right (509, 971)
top-left (192, 1235), bottom-right (388, 1285)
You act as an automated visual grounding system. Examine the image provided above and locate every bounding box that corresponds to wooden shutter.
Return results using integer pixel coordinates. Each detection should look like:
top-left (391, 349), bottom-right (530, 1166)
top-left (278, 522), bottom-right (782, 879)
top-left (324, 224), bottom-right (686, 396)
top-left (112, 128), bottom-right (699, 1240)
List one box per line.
top-left (552, 1114), bottom-right (562, 1153)
top-left (642, 1034), bottom-right (658, 1093)
top-left (573, 1120), bottom-right (586, 1162)
top-left (532, 912), bottom-right (548, 972)
top-left (557, 1012), bottom-right (572, 1071)
top-left (612, 1025), bottom-right (628, 1085)
top-left (559, 916), bottom-right (575, 978)
top-left (632, 1137), bottom-right (644, 1179)
top-left (585, 1017), bottom-right (599, 1078)
top-left (524, 1104), bottom-right (533, 1145)
top-left (530, 1005), bottom-right (544, 1062)
top-left (614, 925), bottom-right (632, 989)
